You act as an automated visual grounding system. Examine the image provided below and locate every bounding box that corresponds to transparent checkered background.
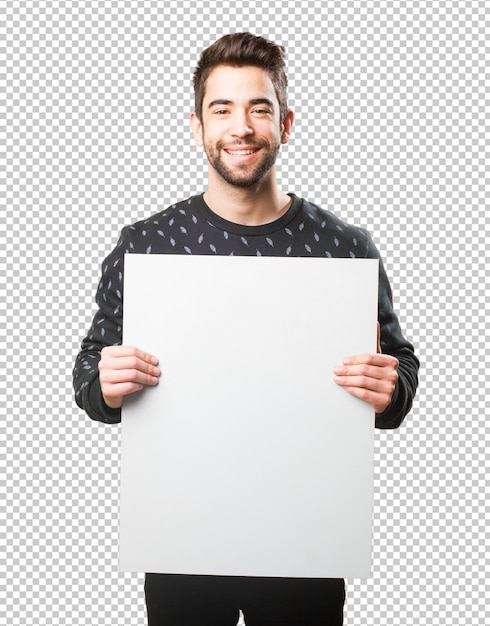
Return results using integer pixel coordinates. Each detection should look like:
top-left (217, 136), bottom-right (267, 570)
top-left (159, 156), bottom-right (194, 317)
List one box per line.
top-left (2, 0), bottom-right (488, 624)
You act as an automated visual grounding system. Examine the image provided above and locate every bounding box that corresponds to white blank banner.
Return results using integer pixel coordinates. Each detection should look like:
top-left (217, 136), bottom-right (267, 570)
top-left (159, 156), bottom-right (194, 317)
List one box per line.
top-left (119, 255), bottom-right (379, 578)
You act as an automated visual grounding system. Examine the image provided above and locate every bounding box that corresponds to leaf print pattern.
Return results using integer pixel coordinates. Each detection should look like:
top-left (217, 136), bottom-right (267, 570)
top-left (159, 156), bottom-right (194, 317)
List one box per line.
top-left (73, 193), bottom-right (375, 425)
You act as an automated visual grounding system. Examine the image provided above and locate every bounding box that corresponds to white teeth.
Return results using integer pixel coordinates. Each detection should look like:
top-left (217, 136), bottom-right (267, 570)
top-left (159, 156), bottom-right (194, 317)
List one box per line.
top-left (226, 150), bottom-right (256, 156)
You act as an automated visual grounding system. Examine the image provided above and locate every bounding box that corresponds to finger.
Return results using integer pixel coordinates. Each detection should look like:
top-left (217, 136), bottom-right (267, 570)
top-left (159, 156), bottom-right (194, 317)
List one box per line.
top-left (100, 371), bottom-right (159, 409)
top-left (340, 385), bottom-right (392, 414)
top-left (342, 353), bottom-right (399, 368)
top-left (101, 381), bottom-right (146, 409)
top-left (101, 345), bottom-right (159, 365)
top-left (104, 381), bottom-right (146, 397)
top-left (334, 363), bottom-right (399, 383)
top-left (99, 365), bottom-right (161, 386)
top-left (334, 374), bottom-right (395, 394)
top-left (377, 322), bottom-right (382, 354)
top-left (100, 355), bottom-right (161, 377)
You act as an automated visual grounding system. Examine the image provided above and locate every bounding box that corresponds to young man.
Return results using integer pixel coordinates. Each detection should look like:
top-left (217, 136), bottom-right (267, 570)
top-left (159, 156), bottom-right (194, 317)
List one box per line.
top-left (74, 33), bottom-right (419, 626)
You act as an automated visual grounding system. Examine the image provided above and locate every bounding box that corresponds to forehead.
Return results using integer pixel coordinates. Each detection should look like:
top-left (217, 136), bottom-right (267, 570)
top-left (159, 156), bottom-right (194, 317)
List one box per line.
top-left (203, 65), bottom-right (278, 105)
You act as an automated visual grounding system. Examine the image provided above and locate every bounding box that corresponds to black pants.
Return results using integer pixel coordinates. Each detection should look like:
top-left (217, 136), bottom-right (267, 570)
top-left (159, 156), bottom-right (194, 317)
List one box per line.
top-left (145, 574), bottom-right (345, 625)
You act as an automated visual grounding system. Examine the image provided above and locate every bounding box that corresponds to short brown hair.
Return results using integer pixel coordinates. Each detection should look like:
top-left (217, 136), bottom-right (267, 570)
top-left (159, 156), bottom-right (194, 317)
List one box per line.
top-left (193, 32), bottom-right (289, 122)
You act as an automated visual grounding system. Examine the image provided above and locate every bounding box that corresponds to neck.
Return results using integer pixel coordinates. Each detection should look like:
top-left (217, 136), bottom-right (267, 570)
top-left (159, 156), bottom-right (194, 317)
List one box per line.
top-left (203, 171), bottom-right (292, 226)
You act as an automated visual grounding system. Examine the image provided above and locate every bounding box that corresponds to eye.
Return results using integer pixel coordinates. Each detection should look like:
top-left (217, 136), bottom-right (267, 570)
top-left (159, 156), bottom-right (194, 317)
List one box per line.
top-left (252, 108), bottom-right (272, 116)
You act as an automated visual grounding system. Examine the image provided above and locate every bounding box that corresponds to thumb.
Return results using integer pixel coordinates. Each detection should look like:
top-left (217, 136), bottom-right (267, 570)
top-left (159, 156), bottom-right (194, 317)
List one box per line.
top-left (377, 322), bottom-right (382, 354)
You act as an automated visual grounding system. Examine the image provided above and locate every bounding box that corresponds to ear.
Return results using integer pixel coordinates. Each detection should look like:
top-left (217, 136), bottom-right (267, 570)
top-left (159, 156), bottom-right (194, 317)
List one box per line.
top-left (280, 109), bottom-right (295, 144)
top-left (190, 112), bottom-right (204, 147)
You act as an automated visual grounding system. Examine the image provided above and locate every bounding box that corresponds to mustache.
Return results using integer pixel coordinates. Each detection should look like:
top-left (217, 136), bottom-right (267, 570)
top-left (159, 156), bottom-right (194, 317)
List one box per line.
top-left (216, 140), bottom-right (270, 149)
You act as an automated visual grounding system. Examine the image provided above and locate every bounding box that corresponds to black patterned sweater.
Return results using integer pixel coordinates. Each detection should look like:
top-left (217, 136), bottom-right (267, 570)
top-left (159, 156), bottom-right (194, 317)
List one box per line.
top-left (73, 193), bottom-right (419, 428)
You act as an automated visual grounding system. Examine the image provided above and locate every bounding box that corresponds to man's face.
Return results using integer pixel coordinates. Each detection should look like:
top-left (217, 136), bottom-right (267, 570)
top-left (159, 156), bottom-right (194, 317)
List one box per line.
top-left (191, 65), bottom-right (292, 188)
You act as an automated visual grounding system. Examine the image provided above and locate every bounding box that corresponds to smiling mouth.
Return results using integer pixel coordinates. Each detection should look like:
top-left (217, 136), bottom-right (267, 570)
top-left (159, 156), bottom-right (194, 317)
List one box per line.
top-left (223, 145), bottom-right (261, 156)
top-left (225, 149), bottom-right (258, 155)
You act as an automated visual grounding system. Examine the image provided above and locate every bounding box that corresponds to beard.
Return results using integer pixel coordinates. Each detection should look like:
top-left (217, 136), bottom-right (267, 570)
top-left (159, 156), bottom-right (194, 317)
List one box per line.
top-left (203, 138), bottom-right (281, 188)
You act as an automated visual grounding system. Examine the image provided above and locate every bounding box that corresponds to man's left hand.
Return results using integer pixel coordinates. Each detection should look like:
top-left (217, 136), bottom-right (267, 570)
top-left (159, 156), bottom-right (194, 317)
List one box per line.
top-left (333, 325), bottom-right (399, 413)
top-left (333, 352), bottom-right (399, 413)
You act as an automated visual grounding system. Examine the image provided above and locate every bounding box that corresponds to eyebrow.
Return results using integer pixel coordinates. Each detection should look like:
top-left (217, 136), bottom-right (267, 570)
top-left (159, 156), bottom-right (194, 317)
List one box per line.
top-left (207, 98), bottom-right (275, 109)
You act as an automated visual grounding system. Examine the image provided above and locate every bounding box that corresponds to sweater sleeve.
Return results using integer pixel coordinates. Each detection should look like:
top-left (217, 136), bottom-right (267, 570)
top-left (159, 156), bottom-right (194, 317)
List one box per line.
top-left (364, 233), bottom-right (419, 429)
top-left (72, 227), bottom-right (131, 424)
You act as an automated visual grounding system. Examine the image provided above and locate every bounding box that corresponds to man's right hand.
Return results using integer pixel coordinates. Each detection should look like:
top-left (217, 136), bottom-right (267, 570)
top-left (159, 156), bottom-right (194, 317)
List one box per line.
top-left (98, 345), bottom-right (161, 409)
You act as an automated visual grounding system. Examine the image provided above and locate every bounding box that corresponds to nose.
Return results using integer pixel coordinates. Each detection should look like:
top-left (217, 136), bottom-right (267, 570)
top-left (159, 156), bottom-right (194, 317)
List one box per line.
top-left (230, 111), bottom-right (254, 138)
